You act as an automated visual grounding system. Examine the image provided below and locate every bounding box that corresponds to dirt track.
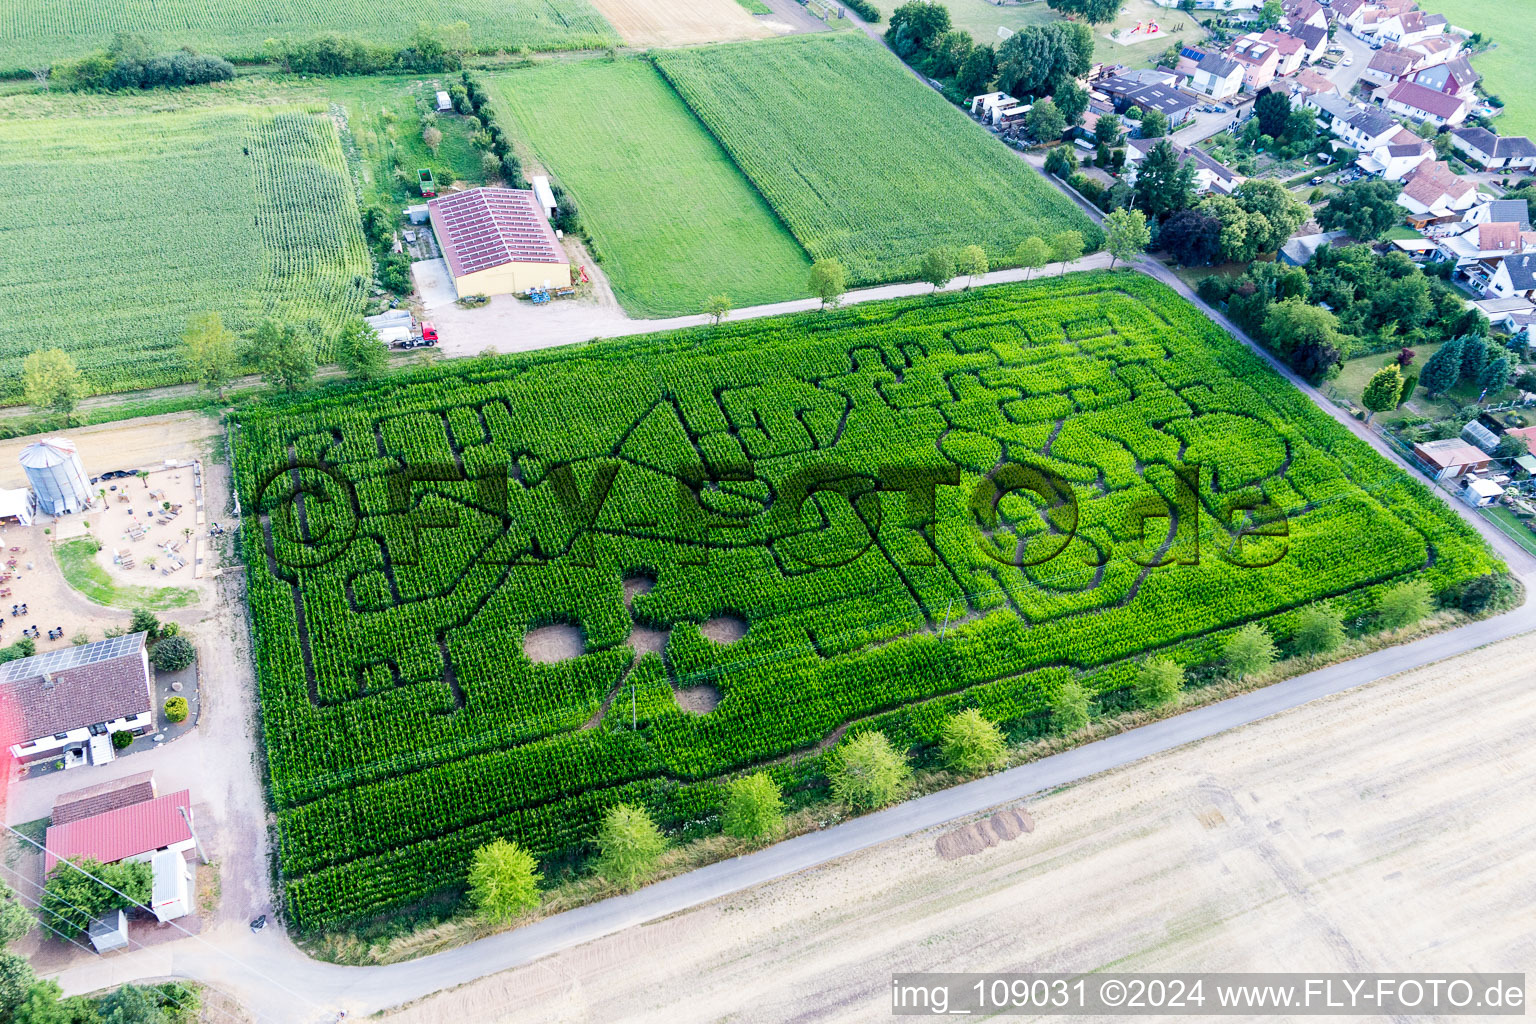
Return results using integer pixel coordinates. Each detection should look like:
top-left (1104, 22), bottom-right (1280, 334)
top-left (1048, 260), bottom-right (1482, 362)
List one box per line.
top-left (379, 633), bottom-right (1536, 1023)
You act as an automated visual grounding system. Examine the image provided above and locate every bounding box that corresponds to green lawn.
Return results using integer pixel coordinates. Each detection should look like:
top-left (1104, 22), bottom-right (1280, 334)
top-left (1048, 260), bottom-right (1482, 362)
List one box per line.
top-left (487, 59), bottom-right (811, 317)
top-left (54, 538), bottom-right (200, 610)
top-left (1418, 0), bottom-right (1536, 137)
top-left (1484, 506), bottom-right (1536, 556)
top-left (1384, 224), bottom-right (1423, 241)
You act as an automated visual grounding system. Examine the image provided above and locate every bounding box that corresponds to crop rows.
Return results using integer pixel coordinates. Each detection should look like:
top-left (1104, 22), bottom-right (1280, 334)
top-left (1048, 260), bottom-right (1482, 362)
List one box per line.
top-left (0, 0), bottom-right (616, 70)
top-left (232, 274), bottom-right (1498, 927)
top-left (0, 104), bottom-right (369, 401)
top-left (652, 34), bottom-right (1101, 285)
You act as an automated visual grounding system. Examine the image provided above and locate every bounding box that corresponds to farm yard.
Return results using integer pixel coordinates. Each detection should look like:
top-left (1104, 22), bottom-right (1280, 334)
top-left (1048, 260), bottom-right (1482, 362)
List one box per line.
top-left (0, 0), bottom-right (617, 71)
top-left (0, 97), bottom-right (369, 401)
top-left (232, 272), bottom-right (1498, 928)
top-left (488, 59), bottom-right (811, 316)
top-left (653, 34), bottom-right (1101, 284)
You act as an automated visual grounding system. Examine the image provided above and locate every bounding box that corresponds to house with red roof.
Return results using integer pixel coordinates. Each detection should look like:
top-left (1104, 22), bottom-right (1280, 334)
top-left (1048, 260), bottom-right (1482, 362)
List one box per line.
top-left (1226, 35), bottom-right (1281, 90)
top-left (1255, 31), bottom-right (1306, 76)
top-left (1, 633), bottom-right (153, 767)
top-left (1383, 79), bottom-right (1469, 126)
top-left (427, 187), bottom-right (571, 298)
top-left (44, 788), bottom-right (194, 873)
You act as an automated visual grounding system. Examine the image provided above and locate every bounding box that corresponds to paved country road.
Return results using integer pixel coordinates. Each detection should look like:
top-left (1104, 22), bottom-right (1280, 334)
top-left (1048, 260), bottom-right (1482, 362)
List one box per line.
top-left (48, 565), bottom-right (1535, 1023)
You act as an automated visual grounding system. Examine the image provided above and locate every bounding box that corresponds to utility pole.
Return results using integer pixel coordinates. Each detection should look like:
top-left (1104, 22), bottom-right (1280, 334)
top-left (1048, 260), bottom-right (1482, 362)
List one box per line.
top-left (939, 597), bottom-right (953, 640)
top-left (177, 805), bottom-right (210, 865)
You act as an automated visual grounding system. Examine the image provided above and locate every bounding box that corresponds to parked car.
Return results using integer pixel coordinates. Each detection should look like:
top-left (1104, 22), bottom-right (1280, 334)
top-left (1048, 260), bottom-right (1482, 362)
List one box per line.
top-left (1309, 176), bottom-right (1324, 185)
top-left (1341, 56), bottom-right (1353, 66)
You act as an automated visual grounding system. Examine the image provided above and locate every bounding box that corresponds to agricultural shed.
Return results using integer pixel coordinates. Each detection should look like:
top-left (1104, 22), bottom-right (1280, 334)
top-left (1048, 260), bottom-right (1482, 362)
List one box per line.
top-left (44, 788), bottom-right (195, 873)
top-left (427, 187), bottom-right (570, 297)
top-left (53, 771), bottom-right (158, 825)
top-left (1413, 438), bottom-right (1492, 480)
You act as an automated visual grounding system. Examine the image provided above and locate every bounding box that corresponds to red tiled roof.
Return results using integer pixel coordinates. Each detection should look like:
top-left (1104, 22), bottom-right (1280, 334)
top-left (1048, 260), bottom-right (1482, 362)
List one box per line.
top-left (1387, 80), bottom-right (1467, 120)
top-left (45, 790), bottom-right (191, 873)
top-left (1259, 30), bottom-right (1304, 55)
top-left (1478, 222), bottom-right (1520, 252)
top-left (0, 633), bottom-right (151, 744)
top-left (52, 772), bottom-right (157, 826)
top-left (427, 188), bottom-right (565, 280)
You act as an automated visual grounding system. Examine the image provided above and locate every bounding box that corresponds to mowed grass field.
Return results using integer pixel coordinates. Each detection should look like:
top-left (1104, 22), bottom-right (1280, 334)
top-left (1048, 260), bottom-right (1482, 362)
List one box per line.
top-left (488, 59), bottom-right (811, 316)
top-left (1418, 0), bottom-right (1535, 137)
top-left (0, 98), bottom-right (369, 402)
top-left (0, 0), bottom-right (616, 71)
top-left (653, 34), bottom-right (1101, 285)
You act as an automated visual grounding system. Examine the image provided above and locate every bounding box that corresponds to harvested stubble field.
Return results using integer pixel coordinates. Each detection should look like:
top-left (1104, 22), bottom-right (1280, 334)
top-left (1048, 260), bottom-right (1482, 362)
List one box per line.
top-left (588, 0), bottom-right (773, 46)
top-left (488, 58), bottom-right (811, 316)
top-left (0, 0), bottom-right (616, 71)
top-left (652, 34), bottom-right (1101, 284)
top-left (0, 98), bottom-right (369, 402)
top-left (232, 273), bottom-right (1496, 928)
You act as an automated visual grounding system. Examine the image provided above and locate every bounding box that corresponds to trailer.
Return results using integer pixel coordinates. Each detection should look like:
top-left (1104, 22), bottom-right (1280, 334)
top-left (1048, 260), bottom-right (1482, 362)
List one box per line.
top-left (418, 168), bottom-right (437, 197)
top-left (365, 310), bottom-right (415, 345)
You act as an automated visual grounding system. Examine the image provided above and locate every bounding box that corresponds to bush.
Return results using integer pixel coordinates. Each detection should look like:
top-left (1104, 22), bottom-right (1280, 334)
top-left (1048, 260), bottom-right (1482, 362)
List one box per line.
top-left (1052, 679), bottom-right (1091, 733)
top-left (1133, 657), bottom-right (1184, 707)
top-left (829, 731), bottom-right (911, 809)
top-left (164, 697), bottom-right (189, 723)
top-left (1377, 579), bottom-right (1432, 630)
top-left (1292, 603), bottom-right (1344, 656)
top-left (150, 635), bottom-right (196, 672)
top-left (595, 804), bottom-right (666, 888)
top-left (111, 730), bottom-right (134, 750)
top-left (1225, 622), bottom-right (1276, 680)
top-left (1453, 574), bottom-right (1517, 615)
top-left (467, 838), bottom-right (541, 921)
top-left (720, 773), bottom-right (784, 840)
top-left (939, 709), bottom-right (1006, 774)
top-left (846, 0), bottom-right (882, 21)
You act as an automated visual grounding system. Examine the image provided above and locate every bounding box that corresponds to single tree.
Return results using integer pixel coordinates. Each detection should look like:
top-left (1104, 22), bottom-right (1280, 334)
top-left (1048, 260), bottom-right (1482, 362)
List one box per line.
top-left (22, 349), bottom-right (86, 422)
top-left (919, 247), bottom-right (955, 291)
top-left (0, 951), bottom-right (35, 1021)
top-left (1264, 299), bottom-right (1344, 361)
top-left (467, 838), bottom-right (542, 921)
top-left (422, 125), bottom-right (443, 154)
top-left (1052, 678), bottom-right (1091, 733)
top-left (150, 635), bottom-right (196, 672)
top-left (1138, 107), bottom-right (1168, 139)
top-left (1494, 433), bottom-right (1530, 460)
top-left (1016, 236), bottom-right (1050, 278)
top-left (1050, 230), bottom-right (1085, 267)
top-left (1317, 180), bottom-right (1405, 241)
top-left (595, 804), bottom-right (666, 888)
top-left (939, 709), bottom-right (1007, 774)
top-left (1459, 332), bottom-right (1488, 384)
top-left (335, 318), bottom-right (388, 380)
top-left (1054, 81), bottom-right (1090, 127)
top-left (1377, 579), bottom-right (1432, 631)
top-left (1133, 657), bottom-right (1184, 707)
top-left (721, 773), bottom-right (785, 840)
top-left (955, 244), bottom-right (989, 289)
top-left (1254, 90), bottom-right (1291, 139)
top-left (1361, 364), bottom-right (1404, 421)
top-left (181, 312), bottom-right (238, 400)
top-left (1044, 144), bottom-right (1077, 178)
top-left (246, 319), bottom-right (315, 392)
top-left (829, 731), bottom-right (911, 809)
top-left (1047, 0), bottom-right (1127, 24)
top-left (1293, 603), bottom-right (1344, 657)
top-left (1479, 353), bottom-right (1513, 395)
top-left (1132, 140), bottom-right (1196, 221)
top-left (703, 294), bottom-right (733, 326)
top-left (1026, 99), bottom-right (1067, 142)
top-left (129, 607), bottom-right (161, 638)
top-left (1093, 112), bottom-right (1123, 148)
top-left (1103, 207), bottom-right (1150, 269)
top-left (955, 44), bottom-right (997, 96)
top-left (40, 859), bottom-right (150, 939)
top-left (1398, 371), bottom-right (1417, 407)
top-left (1225, 622), bottom-right (1277, 680)
top-left (1160, 209), bottom-right (1223, 266)
top-left (0, 883), bottom-right (33, 946)
top-left (808, 258), bottom-right (848, 308)
top-left (480, 150), bottom-right (502, 180)
top-left (1417, 336), bottom-right (1464, 397)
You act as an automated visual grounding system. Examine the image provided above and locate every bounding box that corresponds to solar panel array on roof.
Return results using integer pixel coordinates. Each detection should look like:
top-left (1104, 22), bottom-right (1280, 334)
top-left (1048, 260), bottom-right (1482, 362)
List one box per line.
top-left (428, 188), bottom-right (564, 279)
top-left (0, 632), bottom-right (146, 683)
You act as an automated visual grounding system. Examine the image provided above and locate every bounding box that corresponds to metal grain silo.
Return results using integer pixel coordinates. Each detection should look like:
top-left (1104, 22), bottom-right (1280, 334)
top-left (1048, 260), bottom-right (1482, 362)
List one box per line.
top-left (19, 438), bottom-right (91, 515)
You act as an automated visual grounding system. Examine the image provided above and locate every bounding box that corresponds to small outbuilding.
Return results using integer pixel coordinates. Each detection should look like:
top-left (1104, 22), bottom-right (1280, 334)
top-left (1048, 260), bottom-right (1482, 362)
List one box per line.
top-left (151, 849), bottom-right (194, 923)
top-left (427, 187), bottom-right (571, 297)
top-left (1413, 438), bottom-right (1493, 480)
top-left (88, 910), bottom-right (129, 953)
top-left (1459, 477), bottom-right (1503, 507)
top-left (435, 90), bottom-right (452, 112)
top-left (530, 175), bottom-right (558, 219)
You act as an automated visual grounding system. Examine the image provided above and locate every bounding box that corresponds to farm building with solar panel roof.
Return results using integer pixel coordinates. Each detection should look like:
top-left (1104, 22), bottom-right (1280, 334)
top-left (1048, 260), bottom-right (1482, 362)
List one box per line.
top-left (427, 186), bottom-right (571, 297)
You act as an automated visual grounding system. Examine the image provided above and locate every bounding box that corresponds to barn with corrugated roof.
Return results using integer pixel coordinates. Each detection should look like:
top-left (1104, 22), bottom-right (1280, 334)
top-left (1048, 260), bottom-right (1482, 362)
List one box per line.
top-left (427, 187), bottom-right (571, 297)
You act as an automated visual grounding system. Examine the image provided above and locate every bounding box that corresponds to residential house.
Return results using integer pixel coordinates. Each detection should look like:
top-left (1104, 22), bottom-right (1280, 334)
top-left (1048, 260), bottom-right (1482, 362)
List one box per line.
top-left (1412, 55), bottom-right (1478, 100)
top-left (1362, 44), bottom-right (1419, 87)
top-left (1227, 35), bottom-right (1282, 90)
top-left (1463, 199), bottom-right (1533, 231)
top-left (1434, 221), bottom-right (1533, 294)
top-left (1483, 252), bottom-right (1536, 301)
top-left (1337, 0), bottom-right (1416, 34)
top-left (1191, 52), bottom-right (1245, 99)
top-left (0, 633), bottom-right (154, 768)
top-left (1382, 79), bottom-right (1469, 126)
top-left (1280, 230), bottom-right (1354, 266)
top-left (43, 788), bottom-right (195, 873)
top-left (1404, 35), bottom-right (1458, 70)
top-left (1125, 138), bottom-right (1242, 195)
top-left (1285, 67), bottom-right (1340, 106)
top-left (1356, 129), bottom-right (1434, 180)
top-left (1316, 96), bottom-right (1401, 151)
top-left (1108, 80), bottom-right (1200, 126)
top-left (1281, 0), bottom-right (1328, 32)
top-left (1412, 438), bottom-right (1493, 480)
top-left (1288, 22), bottom-right (1330, 64)
top-left (1450, 126), bottom-right (1536, 171)
top-left (1252, 31), bottom-right (1306, 76)
top-left (1373, 9), bottom-right (1447, 46)
top-left (1396, 159), bottom-right (1485, 223)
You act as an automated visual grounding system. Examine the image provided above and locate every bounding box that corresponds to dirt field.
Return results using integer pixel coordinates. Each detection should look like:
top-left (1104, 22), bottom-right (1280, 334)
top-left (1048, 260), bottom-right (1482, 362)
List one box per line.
top-left (589, 0), bottom-right (774, 45)
top-left (378, 633), bottom-right (1536, 1024)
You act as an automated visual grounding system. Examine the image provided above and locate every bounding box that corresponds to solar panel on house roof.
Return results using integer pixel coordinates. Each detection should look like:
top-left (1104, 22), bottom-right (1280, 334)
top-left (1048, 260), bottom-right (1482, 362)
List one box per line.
top-left (428, 188), bottom-right (564, 280)
top-left (0, 632), bottom-right (146, 683)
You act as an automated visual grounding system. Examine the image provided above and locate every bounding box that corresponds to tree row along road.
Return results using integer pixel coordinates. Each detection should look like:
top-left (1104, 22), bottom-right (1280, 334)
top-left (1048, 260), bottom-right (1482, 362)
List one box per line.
top-left (49, 563), bottom-right (1536, 1023)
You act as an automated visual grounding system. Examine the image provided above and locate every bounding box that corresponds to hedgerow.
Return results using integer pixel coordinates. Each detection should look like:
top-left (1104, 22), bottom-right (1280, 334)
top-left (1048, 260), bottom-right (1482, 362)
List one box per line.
top-left (232, 273), bottom-right (1499, 927)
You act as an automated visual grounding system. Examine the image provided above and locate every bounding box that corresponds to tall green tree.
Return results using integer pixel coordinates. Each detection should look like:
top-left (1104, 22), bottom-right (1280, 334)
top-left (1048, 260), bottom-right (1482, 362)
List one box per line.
top-left (1225, 622), bottom-right (1277, 679)
top-left (21, 349), bottom-right (86, 421)
top-left (0, 884), bottom-right (33, 946)
top-left (1016, 236), bottom-right (1050, 278)
top-left (955, 44), bottom-right (997, 95)
top-left (1054, 80), bottom-right (1089, 127)
top-left (920, 247), bottom-right (955, 290)
top-left (830, 731), bottom-right (911, 808)
top-left (1479, 353), bottom-right (1513, 394)
top-left (40, 859), bottom-right (150, 939)
top-left (939, 709), bottom-right (1007, 774)
top-left (467, 838), bottom-right (542, 922)
top-left (1139, 107), bottom-right (1168, 139)
top-left (1418, 336), bottom-right (1464, 396)
top-left (956, 244), bottom-right (989, 288)
top-left (994, 21), bottom-right (1093, 97)
top-left (885, 1), bottom-right (951, 57)
top-left (335, 318), bottom-right (388, 380)
top-left (721, 773), bottom-right (785, 840)
top-left (1051, 230), bottom-right (1085, 266)
top-left (247, 319), bottom-right (315, 393)
top-left (181, 312), bottom-right (238, 400)
top-left (1046, 0), bottom-right (1127, 23)
top-left (595, 804), bottom-right (667, 888)
top-left (1132, 140), bottom-right (1196, 221)
top-left (1362, 364), bottom-right (1404, 420)
top-left (1093, 112), bottom-right (1123, 147)
top-left (1104, 207), bottom-right (1150, 268)
top-left (1459, 332), bottom-right (1487, 384)
top-left (1254, 90), bottom-right (1291, 138)
top-left (1317, 180), bottom-right (1404, 241)
top-left (1026, 98), bottom-right (1067, 141)
top-left (808, 258), bottom-right (848, 308)
top-left (0, 952), bottom-right (36, 1021)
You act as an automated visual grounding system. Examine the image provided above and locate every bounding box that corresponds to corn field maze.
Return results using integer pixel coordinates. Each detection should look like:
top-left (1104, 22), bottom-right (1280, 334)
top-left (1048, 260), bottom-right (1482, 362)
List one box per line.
top-left (233, 274), bottom-right (1497, 927)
